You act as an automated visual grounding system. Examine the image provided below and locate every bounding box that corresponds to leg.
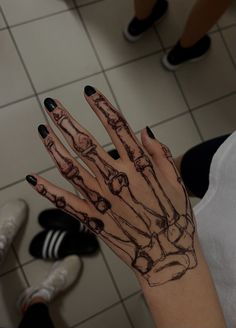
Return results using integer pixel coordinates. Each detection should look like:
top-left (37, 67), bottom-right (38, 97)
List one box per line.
top-left (134, 0), bottom-right (157, 19)
top-left (19, 301), bottom-right (54, 328)
top-left (124, 0), bottom-right (168, 42)
top-left (174, 135), bottom-right (230, 198)
top-left (162, 0), bottom-right (232, 70)
top-left (180, 0), bottom-right (232, 48)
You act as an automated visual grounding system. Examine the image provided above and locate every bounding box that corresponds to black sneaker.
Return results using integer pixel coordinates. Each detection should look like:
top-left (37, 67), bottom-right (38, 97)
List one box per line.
top-left (123, 0), bottom-right (169, 42)
top-left (162, 35), bottom-right (211, 71)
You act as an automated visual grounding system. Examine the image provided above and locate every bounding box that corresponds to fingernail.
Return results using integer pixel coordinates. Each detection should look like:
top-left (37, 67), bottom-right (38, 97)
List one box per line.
top-left (26, 175), bottom-right (37, 186)
top-left (38, 124), bottom-right (49, 139)
top-left (44, 98), bottom-right (57, 112)
top-left (146, 126), bottom-right (155, 139)
top-left (84, 85), bottom-right (96, 96)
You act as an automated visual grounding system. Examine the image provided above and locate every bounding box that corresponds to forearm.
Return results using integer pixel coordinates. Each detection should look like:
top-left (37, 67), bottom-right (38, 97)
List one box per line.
top-left (137, 237), bottom-right (226, 328)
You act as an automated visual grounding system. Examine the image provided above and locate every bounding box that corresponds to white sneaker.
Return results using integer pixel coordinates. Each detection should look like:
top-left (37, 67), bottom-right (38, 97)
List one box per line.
top-left (0, 199), bottom-right (28, 265)
top-left (18, 256), bottom-right (82, 313)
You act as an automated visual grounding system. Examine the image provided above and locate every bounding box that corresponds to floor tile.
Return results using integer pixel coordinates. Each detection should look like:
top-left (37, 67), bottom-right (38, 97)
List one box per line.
top-left (12, 10), bottom-right (101, 93)
top-left (193, 93), bottom-right (236, 140)
top-left (156, 0), bottom-right (217, 48)
top-left (176, 32), bottom-right (236, 109)
top-left (148, 113), bottom-right (202, 157)
top-left (218, 1), bottom-right (236, 28)
top-left (0, 97), bottom-right (52, 188)
top-left (222, 26), bottom-right (236, 66)
top-left (125, 293), bottom-right (155, 328)
top-left (39, 73), bottom-right (115, 147)
top-left (191, 197), bottom-right (201, 208)
top-left (1, 0), bottom-right (73, 26)
top-left (0, 247), bottom-right (19, 276)
top-left (75, 303), bottom-right (132, 328)
top-left (100, 240), bottom-right (140, 299)
top-left (0, 9), bottom-right (6, 29)
top-left (23, 253), bottom-right (119, 327)
top-left (80, 0), bottom-right (161, 69)
top-left (0, 30), bottom-right (33, 107)
top-left (76, 0), bottom-right (102, 6)
top-left (0, 167), bottom-right (76, 264)
top-left (0, 268), bottom-right (28, 328)
top-left (106, 54), bottom-right (188, 132)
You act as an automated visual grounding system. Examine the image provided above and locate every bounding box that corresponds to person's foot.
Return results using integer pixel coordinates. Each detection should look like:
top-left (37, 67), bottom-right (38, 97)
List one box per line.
top-left (18, 255), bottom-right (81, 313)
top-left (0, 199), bottom-right (28, 265)
top-left (123, 0), bottom-right (169, 42)
top-left (162, 35), bottom-right (211, 71)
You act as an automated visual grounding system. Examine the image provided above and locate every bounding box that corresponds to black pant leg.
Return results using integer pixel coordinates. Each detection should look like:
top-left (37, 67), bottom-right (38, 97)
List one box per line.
top-left (180, 135), bottom-right (230, 198)
top-left (18, 303), bottom-right (55, 328)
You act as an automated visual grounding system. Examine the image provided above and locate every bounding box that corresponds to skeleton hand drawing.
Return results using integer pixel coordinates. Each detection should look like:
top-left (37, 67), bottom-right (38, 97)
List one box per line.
top-left (27, 87), bottom-right (197, 287)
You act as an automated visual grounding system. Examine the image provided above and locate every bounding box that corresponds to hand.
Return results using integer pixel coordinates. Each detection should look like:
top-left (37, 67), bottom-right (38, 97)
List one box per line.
top-left (26, 86), bottom-right (197, 287)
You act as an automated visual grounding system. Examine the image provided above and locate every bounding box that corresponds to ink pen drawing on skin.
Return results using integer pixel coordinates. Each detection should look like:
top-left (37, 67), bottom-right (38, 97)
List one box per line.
top-left (29, 88), bottom-right (197, 287)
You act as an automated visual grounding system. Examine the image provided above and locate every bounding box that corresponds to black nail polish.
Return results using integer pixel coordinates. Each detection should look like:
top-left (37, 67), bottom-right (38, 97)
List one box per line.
top-left (38, 124), bottom-right (49, 139)
top-left (26, 175), bottom-right (37, 186)
top-left (146, 126), bottom-right (156, 139)
top-left (84, 85), bottom-right (96, 96)
top-left (108, 149), bottom-right (120, 160)
top-left (44, 98), bottom-right (57, 112)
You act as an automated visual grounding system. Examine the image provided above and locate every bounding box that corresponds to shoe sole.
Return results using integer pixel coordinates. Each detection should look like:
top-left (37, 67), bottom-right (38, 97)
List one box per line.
top-left (161, 47), bottom-right (211, 71)
top-left (123, 10), bottom-right (168, 43)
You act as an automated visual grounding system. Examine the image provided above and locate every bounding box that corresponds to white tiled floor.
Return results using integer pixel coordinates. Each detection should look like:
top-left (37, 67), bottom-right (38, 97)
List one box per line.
top-left (0, 0), bottom-right (236, 327)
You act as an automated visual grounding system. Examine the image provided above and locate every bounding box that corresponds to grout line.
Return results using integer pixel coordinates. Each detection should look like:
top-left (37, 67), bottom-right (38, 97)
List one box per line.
top-left (71, 290), bottom-right (142, 328)
top-left (135, 110), bottom-right (190, 134)
top-left (103, 70), bottom-right (123, 112)
top-left (8, 7), bottom-right (75, 29)
top-left (0, 94), bottom-right (35, 110)
top-left (172, 72), bottom-right (204, 141)
top-left (218, 28), bottom-right (236, 71)
top-left (0, 0), bottom-right (108, 31)
top-left (191, 90), bottom-right (236, 112)
top-left (76, 0), bottom-right (105, 9)
top-left (1, 9), bottom-right (51, 127)
top-left (2, 49), bottom-right (163, 110)
top-left (154, 25), bottom-right (205, 141)
top-left (37, 71), bottom-right (102, 96)
top-left (21, 257), bottom-right (37, 268)
top-left (70, 300), bottom-right (122, 328)
top-left (73, 3), bottom-right (122, 112)
top-left (0, 259), bottom-right (19, 279)
top-left (219, 22), bottom-right (236, 32)
top-left (0, 163), bottom-right (55, 192)
top-left (0, 110), bottom-right (189, 192)
top-left (122, 290), bottom-right (142, 302)
top-left (11, 246), bottom-right (30, 287)
top-left (104, 48), bottom-right (164, 74)
top-left (98, 248), bottom-right (135, 328)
